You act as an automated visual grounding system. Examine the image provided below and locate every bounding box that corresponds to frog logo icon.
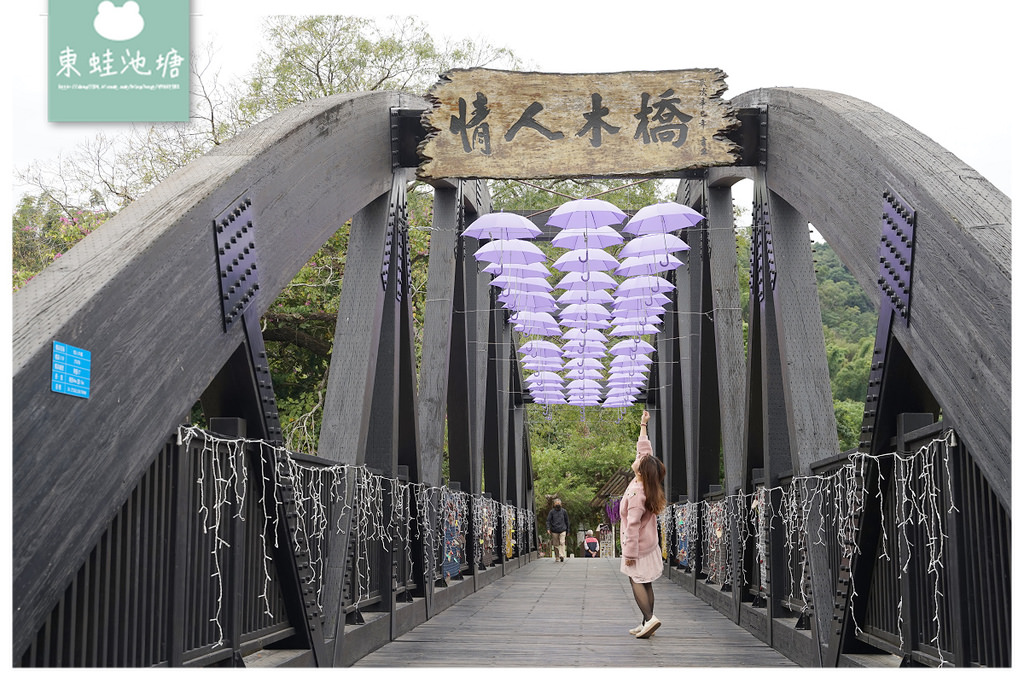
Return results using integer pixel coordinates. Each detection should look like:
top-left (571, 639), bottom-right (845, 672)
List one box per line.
top-left (93, 1), bottom-right (145, 41)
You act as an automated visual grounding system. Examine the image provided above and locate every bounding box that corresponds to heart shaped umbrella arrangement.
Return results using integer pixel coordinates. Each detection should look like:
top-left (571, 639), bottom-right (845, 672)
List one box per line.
top-left (466, 198), bottom-right (703, 409)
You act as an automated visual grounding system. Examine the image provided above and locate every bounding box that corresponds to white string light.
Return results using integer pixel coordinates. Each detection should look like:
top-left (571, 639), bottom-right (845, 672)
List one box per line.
top-left (666, 432), bottom-right (957, 664)
top-left (175, 425), bottom-right (536, 646)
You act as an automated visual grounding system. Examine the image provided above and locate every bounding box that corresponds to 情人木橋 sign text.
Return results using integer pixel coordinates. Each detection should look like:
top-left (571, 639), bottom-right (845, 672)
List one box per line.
top-left (418, 68), bottom-right (739, 180)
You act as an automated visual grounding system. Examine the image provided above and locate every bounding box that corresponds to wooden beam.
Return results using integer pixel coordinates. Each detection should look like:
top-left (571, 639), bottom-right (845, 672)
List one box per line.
top-left (11, 92), bottom-right (424, 656)
top-left (704, 184), bottom-right (747, 496)
top-left (766, 190), bottom-right (836, 664)
top-left (417, 185), bottom-right (462, 487)
top-left (731, 88), bottom-right (1010, 507)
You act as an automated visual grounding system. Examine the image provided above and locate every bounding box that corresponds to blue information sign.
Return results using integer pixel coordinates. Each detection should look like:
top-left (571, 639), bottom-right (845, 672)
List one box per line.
top-left (51, 341), bottom-right (92, 399)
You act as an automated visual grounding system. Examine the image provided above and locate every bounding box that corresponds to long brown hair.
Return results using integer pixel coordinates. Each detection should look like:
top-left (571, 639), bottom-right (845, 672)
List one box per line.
top-left (637, 455), bottom-right (666, 515)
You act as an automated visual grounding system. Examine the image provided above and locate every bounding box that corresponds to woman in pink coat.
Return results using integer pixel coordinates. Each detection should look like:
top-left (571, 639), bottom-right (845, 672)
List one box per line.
top-left (620, 410), bottom-right (666, 638)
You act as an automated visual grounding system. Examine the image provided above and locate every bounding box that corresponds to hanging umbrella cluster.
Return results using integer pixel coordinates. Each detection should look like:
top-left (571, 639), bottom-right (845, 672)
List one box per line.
top-left (466, 199), bottom-right (703, 411)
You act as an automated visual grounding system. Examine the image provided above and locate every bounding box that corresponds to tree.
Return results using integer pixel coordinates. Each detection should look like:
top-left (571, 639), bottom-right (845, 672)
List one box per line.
top-left (11, 194), bottom-right (111, 290)
top-left (528, 402), bottom-right (645, 535)
top-left (237, 15), bottom-right (520, 124)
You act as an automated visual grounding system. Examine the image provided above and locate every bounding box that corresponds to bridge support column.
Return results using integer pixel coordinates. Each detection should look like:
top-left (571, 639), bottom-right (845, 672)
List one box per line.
top-left (764, 190), bottom-right (838, 664)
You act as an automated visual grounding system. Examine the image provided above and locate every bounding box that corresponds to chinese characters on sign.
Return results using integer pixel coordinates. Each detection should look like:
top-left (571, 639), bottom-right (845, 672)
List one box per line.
top-left (48, 0), bottom-right (190, 122)
top-left (52, 341), bottom-right (92, 399)
top-left (420, 69), bottom-right (739, 179)
top-left (55, 46), bottom-right (185, 84)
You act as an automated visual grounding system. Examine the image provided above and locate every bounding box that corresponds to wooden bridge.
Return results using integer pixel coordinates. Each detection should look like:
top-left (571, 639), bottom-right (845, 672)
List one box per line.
top-left (12, 76), bottom-right (1010, 668)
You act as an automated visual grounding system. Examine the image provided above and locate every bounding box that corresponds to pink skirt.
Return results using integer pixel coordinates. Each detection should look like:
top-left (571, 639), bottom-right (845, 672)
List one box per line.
top-left (620, 545), bottom-right (663, 583)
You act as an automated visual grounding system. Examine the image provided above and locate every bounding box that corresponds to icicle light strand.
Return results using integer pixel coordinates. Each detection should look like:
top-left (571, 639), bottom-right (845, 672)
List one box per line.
top-left (176, 425), bottom-right (537, 648)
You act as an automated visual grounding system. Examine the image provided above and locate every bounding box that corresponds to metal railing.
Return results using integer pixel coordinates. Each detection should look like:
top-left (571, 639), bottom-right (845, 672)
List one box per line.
top-left (19, 427), bottom-right (537, 667)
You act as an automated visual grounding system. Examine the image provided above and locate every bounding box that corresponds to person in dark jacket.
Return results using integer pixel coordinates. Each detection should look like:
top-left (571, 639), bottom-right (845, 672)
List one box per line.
top-left (546, 498), bottom-right (570, 562)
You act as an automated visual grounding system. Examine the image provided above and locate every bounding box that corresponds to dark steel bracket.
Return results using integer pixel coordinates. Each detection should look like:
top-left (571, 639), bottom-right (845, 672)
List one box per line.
top-left (725, 107), bottom-right (764, 167)
top-left (214, 197), bottom-right (260, 331)
top-left (391, 108), bottom-right (427, 169)
top-left (878, 188), bottom-right (917, 324)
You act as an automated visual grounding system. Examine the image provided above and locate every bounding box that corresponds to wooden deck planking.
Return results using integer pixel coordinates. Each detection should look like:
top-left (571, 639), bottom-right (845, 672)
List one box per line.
top-left (353, 558), bottom-right (798, 667)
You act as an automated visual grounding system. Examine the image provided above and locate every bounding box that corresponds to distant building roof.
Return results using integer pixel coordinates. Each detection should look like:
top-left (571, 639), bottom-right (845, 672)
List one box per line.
top-left (590, 466), bottom-right (632, 508)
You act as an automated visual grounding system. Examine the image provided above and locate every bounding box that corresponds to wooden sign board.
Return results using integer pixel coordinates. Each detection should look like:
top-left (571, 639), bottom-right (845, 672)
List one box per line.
top-left (418, 68), bottom-right (739, 180)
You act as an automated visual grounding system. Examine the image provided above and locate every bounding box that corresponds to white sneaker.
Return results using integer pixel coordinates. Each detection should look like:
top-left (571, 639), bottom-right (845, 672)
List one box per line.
top-left (635, 615), bottom-right (661, 638)
top-left (628, 622), bottom-right (644, 635)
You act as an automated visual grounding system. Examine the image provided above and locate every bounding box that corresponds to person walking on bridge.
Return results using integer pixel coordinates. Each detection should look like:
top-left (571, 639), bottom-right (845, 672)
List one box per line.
top-left (546, 498), bottom-right (570, 562)
top-left (621, 410), bottom-right (666, 638)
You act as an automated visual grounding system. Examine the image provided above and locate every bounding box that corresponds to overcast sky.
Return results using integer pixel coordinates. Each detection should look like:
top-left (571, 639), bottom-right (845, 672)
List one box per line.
top-left (5, 0), bottom-right (1017, 199)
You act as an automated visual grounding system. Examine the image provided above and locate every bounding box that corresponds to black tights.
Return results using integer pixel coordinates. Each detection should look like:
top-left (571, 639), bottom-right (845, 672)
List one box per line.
top-left (629, 578), bottom-right (655, 622)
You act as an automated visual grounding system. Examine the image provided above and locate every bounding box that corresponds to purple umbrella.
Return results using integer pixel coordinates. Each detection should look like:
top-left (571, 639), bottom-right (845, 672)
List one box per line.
top-left (611, 324), bottom-right (661, 337)
top-left (566, 390), bottom-right (604, 402)
top-left (550, 225), bottom-right (624, 250)
top-left (555, 271), bottom-right (618, 290)
top-left (562, 328), bottom-right (608, 342)
top-left (531, 386), bottom-right (566, 394)
top-left (623, 202), bottom-right (704, 235)
top-left (519, 340), bottom-right (562, 357)
top-left (561, 303), bottom-right (611, 319)
top-left (607, 378), bottom-right (647, 389)
top-left (523, 358), bottom-right (565, 371)
top-left (612, 298), bottom-right (667, 313)
top-left (552, 248), bottom-right (619, 273)
top-left (610, 314), bottom-right (663, 326)
top-left (526, 371), bottom-right (562, 383)
top-left (547, 197), bottom-right (628, 229)
top-left (491, 275), bottom-right (553, 292)
top-left (561, 347), bottom-right (607, 359)
top-left (561, 340), bottom-right (607, 354)
top-left (607, 374), bottom-right (647, 386)
top-left (614, 254), bottom-right (684, 277)
top-left (615, 276), bottom-right (675, 297)
top-left (618, 233), bottom-right (691, 260)
top-left (558, 289), bottom-right (614, 305)
top-left (609, 365), bottom-right (648, 378)
top-left (464, 212), bottom-right (542, 240)
top-left (610, 339), bottom-right (656, 355)
top-left (563, 357), bottom-right (604, 370)
top-left (511, 311), bottom-right (557, 325)
top-left (499, 294), bottom-right (559, 313)
top-left (530, 387), bottom-right (566, 397)
top-left (473, 239), bottom-right (547, 265)
top-left (516, 323), bottom-right (561, 336)
top-left (530, 387), bottom-right (566, 395)
top-left (534, 396), bottom-right (566, 405)
top-left (614, 292), bottom-right (671, 308)
top-left (603, 397), bottom-right (637, 407)
top-left (606, 393), bottom-right (641, 401)
top-left (560, 318), bottom-right (610, 330)
top-left (611, 354), bottom-right (651, 367)
top-left (483, 261), bottom-right (551, 277)
top-left (559, 310), bottom-right (609, 324)
top-left (564, 368), bottom-right (604, 380)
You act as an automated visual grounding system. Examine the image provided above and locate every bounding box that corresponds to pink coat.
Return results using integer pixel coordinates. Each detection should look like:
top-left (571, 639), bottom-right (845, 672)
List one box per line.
top-left (619, 478), bottom-right (660, 561)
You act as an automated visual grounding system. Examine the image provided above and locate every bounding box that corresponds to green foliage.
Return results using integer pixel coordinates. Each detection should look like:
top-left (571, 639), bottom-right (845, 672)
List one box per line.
top-left (812, 241), bottom-right (876, 404)
top-left (238, 15), bottom-right (520, 123)
top-left (491, 178), bottom-right (669, 214)
top-left (834, 398), bottom-right (866, 452)
top-left (528, 403), bottom-right (645, 533)
top-left (11, 194), bottom-right (112, 290)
